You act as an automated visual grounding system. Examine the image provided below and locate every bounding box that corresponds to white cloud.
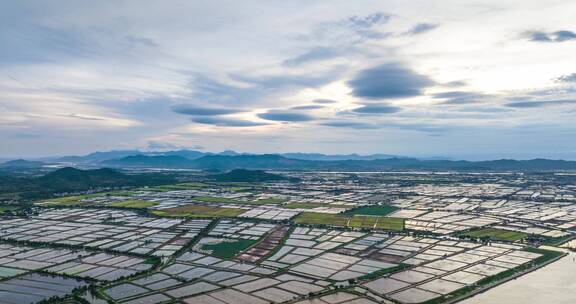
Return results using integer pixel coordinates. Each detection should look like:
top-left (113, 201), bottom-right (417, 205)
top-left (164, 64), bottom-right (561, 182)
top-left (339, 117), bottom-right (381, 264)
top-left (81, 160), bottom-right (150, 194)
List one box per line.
top-left (2, 0), bottom-right (576, 158)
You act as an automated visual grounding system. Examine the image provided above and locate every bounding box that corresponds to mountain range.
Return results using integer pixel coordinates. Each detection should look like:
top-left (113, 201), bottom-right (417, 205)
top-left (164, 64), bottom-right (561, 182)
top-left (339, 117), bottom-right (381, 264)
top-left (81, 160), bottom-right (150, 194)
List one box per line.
top-left (3, 150), bottom-right (576, 172)
top-left (46, 149), bottom-right (405, 163)
top-left (100, 154), bottom-right (576, 172)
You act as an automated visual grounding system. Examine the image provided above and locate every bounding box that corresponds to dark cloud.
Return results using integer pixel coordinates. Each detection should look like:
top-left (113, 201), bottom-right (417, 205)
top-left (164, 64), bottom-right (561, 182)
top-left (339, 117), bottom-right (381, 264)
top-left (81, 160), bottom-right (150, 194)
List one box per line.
top-left (283, 47), bottom-right (341, 67)
top-left (172, 104), bottom-right (244, 116)
top-left (320, 121), bottom-right (379, 129)
top-left (555, 30), bottom-right (576, 42)
top-left (505, 99), bottom-right (576, 108)
top-left (404, 23), bottom-right (438, 35)
top-left (351, 104), bottom-right (401, 114)
top-left (348, 63), bottom-right (434, 99)
top-left (191, 116), bottom-right (268, 127)
top-left (527, 30), bottom-right (576, 43)
top-left (258, 110), bottom-right (316, 122)
top-left (290, 105), bottom-right (325, 110)
top-left (556, 73), bottom-right (576, 83)
top-left (313, 99), bottom-right (338, 104)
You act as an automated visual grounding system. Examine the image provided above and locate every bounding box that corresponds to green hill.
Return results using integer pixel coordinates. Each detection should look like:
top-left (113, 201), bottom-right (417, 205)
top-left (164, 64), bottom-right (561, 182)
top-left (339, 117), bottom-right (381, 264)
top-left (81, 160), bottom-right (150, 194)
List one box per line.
top-left (211, 169), bottom-right (294, 182)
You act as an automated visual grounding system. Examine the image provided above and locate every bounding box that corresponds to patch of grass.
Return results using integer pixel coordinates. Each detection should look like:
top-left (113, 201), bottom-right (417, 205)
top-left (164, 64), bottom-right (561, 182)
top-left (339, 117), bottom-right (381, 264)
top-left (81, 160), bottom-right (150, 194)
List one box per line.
top-left (39, 194), bottom-right (92, 206)
top-left (0, 205), bottom-right (19, 214)
top-left (284, 202), bottom-right (349, 209)
top-left (201, 239), bottom-right (257, 259)
top-left (461, 228), bottom-right (528, 242)
top-left (193, 196), bottom-right (243, 204)
top-left (349, 216), bottom-right (378, 228)
top-left (347, 205), bottom-right (398, 216)
top-left (294, 212), bottom-right (350, 226)
top-left (357, 263), bottom-right (409, 281)
top-left (293, 212), bottom-right (404, 231)
top-left (545, 234), bottom-right (575, 246)
top-left (110, 200), bottom-right (158, 208)
top-left (151, 205), bottom-right (244, 218)
top-left (376, 217), bottom-right (405, 231)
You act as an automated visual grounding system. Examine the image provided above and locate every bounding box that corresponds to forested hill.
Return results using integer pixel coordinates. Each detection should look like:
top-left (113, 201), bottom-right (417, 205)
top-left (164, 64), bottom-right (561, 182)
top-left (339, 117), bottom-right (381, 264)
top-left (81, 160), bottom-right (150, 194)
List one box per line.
top-left (0, 167), bottom-right (175, 201)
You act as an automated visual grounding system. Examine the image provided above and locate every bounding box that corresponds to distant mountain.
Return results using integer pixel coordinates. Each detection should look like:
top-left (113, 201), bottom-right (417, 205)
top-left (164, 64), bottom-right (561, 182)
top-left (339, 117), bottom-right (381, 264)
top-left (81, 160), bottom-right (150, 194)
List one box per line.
top-left (211, 169), bottom-right (293, 182)
top-left (54, 149), bottom-right (239, 164)
top-left (190, 154), bottom-right (311, 170)
top-left (56, 150), bottom-right (143, 163)
top-left (49, 149), bottom-right (409, 164)
top-left (102, 155), bottom-right (195, 168)
top-left (151, 150), bottom-right (206, 159)
top-left (95, 154), bottom-right (576, 171)
top-left (0, 159), bottom-right (45, 168)
top-left (280, 153), bottom-right (401, 161)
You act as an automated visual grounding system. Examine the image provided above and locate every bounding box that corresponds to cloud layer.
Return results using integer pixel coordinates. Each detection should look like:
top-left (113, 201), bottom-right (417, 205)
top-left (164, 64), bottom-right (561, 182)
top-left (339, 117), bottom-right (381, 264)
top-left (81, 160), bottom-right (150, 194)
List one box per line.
top-left (2, 0), bottom-right (576, 160)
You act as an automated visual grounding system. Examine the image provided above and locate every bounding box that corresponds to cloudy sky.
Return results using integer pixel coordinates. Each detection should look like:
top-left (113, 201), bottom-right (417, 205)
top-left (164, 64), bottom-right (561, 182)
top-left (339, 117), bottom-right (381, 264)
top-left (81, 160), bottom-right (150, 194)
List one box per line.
top-left (2, 0), bottom-right (576, 160)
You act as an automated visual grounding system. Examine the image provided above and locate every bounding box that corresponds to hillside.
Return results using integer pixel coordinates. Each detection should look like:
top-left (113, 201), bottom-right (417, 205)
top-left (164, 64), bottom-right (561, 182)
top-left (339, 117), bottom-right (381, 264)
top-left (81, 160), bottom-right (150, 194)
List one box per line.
top-left (102, 155), bottom-right (195, 168)
top-left (211, 169), bottom-right (294, 182)
top-left (0, 159), bottom-right (45, 168)
top-left (0, 167), bottom-right (176, 201)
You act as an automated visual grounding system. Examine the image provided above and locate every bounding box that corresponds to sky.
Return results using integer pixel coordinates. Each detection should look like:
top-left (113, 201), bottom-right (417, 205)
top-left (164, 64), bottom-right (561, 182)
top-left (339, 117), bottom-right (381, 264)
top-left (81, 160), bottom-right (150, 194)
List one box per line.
top-left (1, 0), bottom-right (576, 160)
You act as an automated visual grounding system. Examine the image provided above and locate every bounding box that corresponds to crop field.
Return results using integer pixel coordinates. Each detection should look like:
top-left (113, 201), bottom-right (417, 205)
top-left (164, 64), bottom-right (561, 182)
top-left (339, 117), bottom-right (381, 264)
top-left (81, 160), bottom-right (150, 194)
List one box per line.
top-left (349, 215), bottom-right (378, 228)
top-left (110, 200), bottom-right (158, 208)
top-left (294, 212), bottom-right (404, 231)
top-left (348, 205), bottom-right (398, 216)
top-left (293, 212), bottom-right (350, 226)
top-left (193, 196), bottom-right (243, 204)
top-left (151, 205), bottom-right (245, 218)
top-left (283, 202), bottom-right (350, 209)
top-left (462, 228), bottom-right (528, 242)
top-left (375, 217), bottom-right (405, 231)
top-left (0, 205), bottom-right (19, 214)
top-left (39, 194), bottom-right (95, 206)
top-left (201, 239), bottom-right (258, 259)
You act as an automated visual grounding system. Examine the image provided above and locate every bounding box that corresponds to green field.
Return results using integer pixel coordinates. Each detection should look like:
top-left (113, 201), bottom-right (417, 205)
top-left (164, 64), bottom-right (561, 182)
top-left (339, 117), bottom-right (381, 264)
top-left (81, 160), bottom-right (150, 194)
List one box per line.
top-left (294, 212), bottom-right (351, 226)
top-left (461, 228), bottom-right (528, 242)
top-left (201, 239), bottom-right (257, 259)
top-left (151, 205), bottom-right (244, 218)
top-left (294, 212), bottom-right (404, 231)
top-left (347, 205), bottom-right (398, 216)
top-left (39, 194), bottom-right (93, 206)
top-left (0, 206), bottom-right (19, 215)
top-left (283, 202), bottom-right (350, 209)
top-left (110, 200), bottom-right (158, 208)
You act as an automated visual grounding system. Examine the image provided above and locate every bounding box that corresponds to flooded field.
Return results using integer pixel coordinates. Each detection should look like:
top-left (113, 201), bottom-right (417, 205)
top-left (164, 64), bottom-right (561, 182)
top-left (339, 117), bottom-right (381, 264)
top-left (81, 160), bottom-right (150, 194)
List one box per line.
top-left (461, 249), bottom-right (576, 304)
